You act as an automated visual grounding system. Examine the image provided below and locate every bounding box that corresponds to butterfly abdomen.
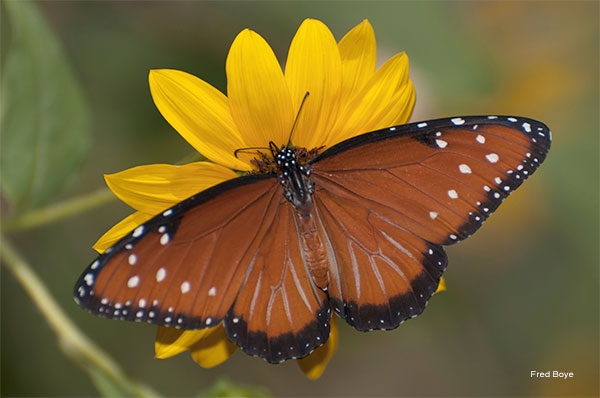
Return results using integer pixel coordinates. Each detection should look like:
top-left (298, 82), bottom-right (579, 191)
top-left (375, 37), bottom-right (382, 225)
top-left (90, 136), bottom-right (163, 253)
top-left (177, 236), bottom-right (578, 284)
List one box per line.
top-left (295, 213), bottom-right (329, 290)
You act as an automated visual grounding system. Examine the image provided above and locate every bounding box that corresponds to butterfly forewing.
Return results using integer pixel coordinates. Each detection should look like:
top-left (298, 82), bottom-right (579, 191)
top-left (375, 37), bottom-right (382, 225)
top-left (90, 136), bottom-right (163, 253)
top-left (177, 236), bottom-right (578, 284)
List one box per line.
top-left (75, 176), bottom-right (281, 329)
top-left (311, 116), bottom-right (550, 245)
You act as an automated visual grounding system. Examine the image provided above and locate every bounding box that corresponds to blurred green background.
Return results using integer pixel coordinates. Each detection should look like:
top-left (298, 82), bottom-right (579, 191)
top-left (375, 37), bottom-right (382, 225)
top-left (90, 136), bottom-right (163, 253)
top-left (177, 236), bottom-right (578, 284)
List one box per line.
top-left (1, 1), bottom-right (598, 397)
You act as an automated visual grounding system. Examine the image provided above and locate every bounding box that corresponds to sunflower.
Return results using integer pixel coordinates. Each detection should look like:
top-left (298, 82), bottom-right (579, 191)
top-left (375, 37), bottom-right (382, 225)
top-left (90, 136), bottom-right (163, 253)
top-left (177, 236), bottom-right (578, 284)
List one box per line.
top-left (93, 18), bottom-right (416, 379)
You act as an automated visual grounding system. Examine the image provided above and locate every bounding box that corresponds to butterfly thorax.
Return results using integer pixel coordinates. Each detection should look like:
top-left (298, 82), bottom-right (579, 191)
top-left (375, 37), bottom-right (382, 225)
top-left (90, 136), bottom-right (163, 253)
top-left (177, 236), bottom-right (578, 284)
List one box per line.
top-left (251, 145), bottom-right (320, 216)
top-left (275, 146), bottom-right (315, 216)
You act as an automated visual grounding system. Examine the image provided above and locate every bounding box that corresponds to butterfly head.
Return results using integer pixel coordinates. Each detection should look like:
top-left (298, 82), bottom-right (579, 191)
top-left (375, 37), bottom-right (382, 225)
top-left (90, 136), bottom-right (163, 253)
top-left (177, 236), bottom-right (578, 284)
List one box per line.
top-left (270, 145), bottom-right (314, 215)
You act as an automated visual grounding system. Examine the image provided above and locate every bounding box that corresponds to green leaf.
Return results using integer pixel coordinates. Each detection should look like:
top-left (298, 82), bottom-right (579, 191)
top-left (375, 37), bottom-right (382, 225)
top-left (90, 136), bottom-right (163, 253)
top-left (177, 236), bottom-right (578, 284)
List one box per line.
top-left (1, 0), bottom-right (90, 211)
top-left (199, 378), bottom-right (270, 398)
top-left (85, 365), bottom-right (133, 398)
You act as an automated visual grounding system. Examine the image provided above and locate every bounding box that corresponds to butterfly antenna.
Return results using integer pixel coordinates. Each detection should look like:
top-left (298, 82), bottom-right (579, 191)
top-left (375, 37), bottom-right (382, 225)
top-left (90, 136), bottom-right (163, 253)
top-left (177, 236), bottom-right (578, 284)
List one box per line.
top-left (234, 146), bottom-right (270, 158)
top-left (235, 92), bottom-right (310, 158)
top-left (287, 91), bottom-right (310, 145)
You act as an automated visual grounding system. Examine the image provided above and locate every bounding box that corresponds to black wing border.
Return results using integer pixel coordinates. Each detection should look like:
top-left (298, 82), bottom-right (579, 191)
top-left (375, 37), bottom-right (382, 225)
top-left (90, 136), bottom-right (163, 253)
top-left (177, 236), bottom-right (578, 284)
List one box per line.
top-left (311, 115), bottom-right (551, 163)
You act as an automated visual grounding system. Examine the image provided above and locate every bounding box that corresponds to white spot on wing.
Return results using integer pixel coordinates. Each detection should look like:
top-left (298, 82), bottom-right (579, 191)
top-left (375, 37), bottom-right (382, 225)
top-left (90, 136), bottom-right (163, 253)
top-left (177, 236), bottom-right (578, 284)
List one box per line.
top-left (132, 226), bottom-right (144, 238)
top-left (458, 164), bottom-right (472, 174)
top-left (451, 117), bottom-right (465, 125)
top-left (417, 122), bottom-right (428, 128)
top-left (180, 281), bottom-right (191, 294)
top-left (522, 122), bottom-right (531, 133)
top-left (84, 273), bottom-right (94, 286)
top-left (128, 254), bottom-right (137, 265)
top-left (127, 275), bottom-right (140, 288)
top-left (429, 211), bottom-right (438, 219)
top-left (208, 286), bottom-right (217, 296)
top-left (160, 233), bottom-right (170, 246)
top-left (486, 153), bottom-right (500, 163)
top-left (436, 139), bottom-right (448, 148)
top-left (476, 134), bottom-right (485, 144)
top-left (156, 267), bottom-right (166, 282)
top-left (163, 209), bottom-right (173, 217)
top-left (447, 189), bottom-right (458, 199)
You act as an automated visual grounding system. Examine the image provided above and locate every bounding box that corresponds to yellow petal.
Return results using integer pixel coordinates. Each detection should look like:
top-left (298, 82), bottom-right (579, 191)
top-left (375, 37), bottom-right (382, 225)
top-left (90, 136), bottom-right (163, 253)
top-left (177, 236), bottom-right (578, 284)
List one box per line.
top-left (329, 53), bottom-right (414, 145)
top-left (435, 277), bottom-right (446, 293)
top-left (338, 20), bottom-right (376, 98)
top-left (93, 211), bottom-right (153, 253)
top-left (297, 315), bottom-right (338, 379)
top-left (190, 324), bottom-right (237, 368)
top-left (104, 162), bottom-right (238, 215)
top-left (149, 69), bottom-right (251, 170)
top-left (227, 29), bottom-right (294, 148)
top-left (285, 19), bottom-right (342, 149)
top-left (155, 326), bottom-right (217, 359)
top-left (392, 80), bottom-right (416, 126)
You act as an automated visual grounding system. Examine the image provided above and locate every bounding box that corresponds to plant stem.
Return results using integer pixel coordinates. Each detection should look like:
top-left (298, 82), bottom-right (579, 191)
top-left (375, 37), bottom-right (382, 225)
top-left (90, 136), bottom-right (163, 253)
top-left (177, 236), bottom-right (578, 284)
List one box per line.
top-left (2, 188), bottom-right (116, 232)
top-left (0, 234), bottom-right (159, 397)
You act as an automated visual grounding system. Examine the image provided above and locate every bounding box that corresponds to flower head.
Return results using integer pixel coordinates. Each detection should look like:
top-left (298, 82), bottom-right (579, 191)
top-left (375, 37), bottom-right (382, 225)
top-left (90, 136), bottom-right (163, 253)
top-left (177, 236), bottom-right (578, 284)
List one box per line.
top-left (94, 18), bottom-right (415, 379)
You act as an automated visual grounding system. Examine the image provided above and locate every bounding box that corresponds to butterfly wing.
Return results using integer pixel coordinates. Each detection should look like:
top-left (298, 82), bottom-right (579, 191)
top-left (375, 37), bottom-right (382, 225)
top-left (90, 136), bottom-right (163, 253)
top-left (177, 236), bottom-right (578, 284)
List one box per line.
top-left (224, 202), bottom-right (330, 363)
top-left (309, 116), bottom-right (550, 330)
top-left (75, 173), bottom-right (330, 362)
top-left (74, 175), bottom-right (282, 329)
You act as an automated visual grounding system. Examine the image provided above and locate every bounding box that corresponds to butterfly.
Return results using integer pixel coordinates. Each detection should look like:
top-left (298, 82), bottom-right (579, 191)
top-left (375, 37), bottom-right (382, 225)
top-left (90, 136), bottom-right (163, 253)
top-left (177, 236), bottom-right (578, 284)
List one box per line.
top-left (74, 115), bottom-right (550, 363)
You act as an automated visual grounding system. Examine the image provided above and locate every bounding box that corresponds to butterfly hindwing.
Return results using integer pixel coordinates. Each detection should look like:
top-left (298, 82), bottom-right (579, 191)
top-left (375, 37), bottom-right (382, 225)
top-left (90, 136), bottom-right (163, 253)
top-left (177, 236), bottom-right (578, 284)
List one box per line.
top-left (224, 202), bottom-right (330, 363)
top-left (310, 188), bottom-right (447, 331)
